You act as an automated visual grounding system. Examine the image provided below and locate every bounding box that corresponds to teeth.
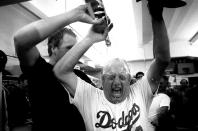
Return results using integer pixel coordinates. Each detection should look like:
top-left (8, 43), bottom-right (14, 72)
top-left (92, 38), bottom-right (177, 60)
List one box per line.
top-left (112, 88), bottom-right (121, 91)
top-left (113, 89), bottom-right (120, 91)
top-left (112, 89), bottom-right (122, 98)
top-left (113, 96), bottom-right (119, 99)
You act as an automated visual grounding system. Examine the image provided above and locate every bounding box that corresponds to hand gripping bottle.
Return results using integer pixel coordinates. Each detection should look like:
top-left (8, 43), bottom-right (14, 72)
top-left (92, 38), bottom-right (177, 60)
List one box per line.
top-left (85, 0), bottom-right (111, 46)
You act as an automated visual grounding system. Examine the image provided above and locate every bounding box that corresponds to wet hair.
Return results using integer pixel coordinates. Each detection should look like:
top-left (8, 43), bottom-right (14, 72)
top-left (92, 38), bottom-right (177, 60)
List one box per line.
top-left (47, 27), bottom-right (77, 56)
top-left (103, 58), bottom-right (130, 74)
top-left (0, 50), bottom-right (7, 72)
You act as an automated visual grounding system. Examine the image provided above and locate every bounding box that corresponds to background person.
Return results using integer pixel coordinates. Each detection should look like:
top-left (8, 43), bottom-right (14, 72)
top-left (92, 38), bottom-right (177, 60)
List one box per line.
top-left (149, 76), bottom-right (176, 131)
top-left (0, 50), bottom-right (9, 131)
top-left (135, 71), bottom-right (144, 80)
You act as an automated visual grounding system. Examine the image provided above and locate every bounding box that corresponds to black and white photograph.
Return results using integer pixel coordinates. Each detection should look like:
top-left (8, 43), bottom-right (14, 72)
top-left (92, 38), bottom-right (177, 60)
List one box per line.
top-left (1, 0), bottom-right (198, 131)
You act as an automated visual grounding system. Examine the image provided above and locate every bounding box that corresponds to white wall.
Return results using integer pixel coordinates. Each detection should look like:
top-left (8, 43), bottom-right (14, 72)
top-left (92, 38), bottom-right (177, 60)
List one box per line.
top-left (128, 40), bottom-right (198, 76)
top-left (142, 40), bottom-right (197, 59)
top-left (128, 60), bottom-right (152, 76)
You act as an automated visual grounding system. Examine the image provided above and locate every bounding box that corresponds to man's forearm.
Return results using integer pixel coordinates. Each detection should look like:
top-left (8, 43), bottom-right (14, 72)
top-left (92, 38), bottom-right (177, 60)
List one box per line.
top-left (152, 17), bottom-right (170, 63)
top-left (54, 37), bottom-right (94, 74)
top-left (14, 10), bottom-right (78, 50)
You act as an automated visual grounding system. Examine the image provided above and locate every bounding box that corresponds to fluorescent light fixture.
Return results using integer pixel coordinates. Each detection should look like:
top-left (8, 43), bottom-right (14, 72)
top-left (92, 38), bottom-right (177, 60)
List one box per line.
top-left (189, 31), bottom-right (198, 45)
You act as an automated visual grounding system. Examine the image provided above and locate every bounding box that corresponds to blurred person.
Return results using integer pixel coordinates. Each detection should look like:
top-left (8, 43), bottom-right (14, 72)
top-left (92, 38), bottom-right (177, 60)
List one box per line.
top-left (180, 79), bottom-right (189, 91)
top-left (135, 71), bottom-right (144, 80)
top-left (14, 4), bottom-right (103, 131)
top-left (185, 84), bottom-right (198, 130)
top-left (5, 74), bottom-right (32, 131)
top-left (149, 76), bottom-right (176, 131)
top-left (54, 0), bottom-right (170, 130)
top-left (0, 50), bottom-right (9, 131)
top-left (130, 75), bottom-right (137, 85)
top-left (149, 93), bottom-right (171, 131)
top-left (0, 50), bottom-right (7, 74)
top-left (174, 78), bottom-right (192, 129)
top-left (0, 50), bottom-right (11, 76)
top-left (130, 71), bottom-right (144, 85)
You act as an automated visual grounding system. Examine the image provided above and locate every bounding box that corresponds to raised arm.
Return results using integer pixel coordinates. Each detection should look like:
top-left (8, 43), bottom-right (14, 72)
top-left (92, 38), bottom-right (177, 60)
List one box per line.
top-left (54, 19), bottom-right (112, 96)
top-left (14, 4), bottom-right (98, 67)
top-left (146, 1), bottom-right (170, 93)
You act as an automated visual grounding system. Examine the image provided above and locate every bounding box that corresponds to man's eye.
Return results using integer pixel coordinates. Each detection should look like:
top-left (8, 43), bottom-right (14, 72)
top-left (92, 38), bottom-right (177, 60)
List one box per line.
top-left (119, 75), bottom-right (126, 80)
top-left (66, 46), bottom-right (73, 50)
top-left (107, 75), bottom-right (115, 80)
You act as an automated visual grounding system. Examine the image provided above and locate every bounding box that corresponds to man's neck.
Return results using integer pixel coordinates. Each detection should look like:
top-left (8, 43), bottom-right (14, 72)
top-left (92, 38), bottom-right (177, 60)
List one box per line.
top-left (49, 56), bottom-right (57, 66)
top-left (49, 59), bottom-right (56, 66)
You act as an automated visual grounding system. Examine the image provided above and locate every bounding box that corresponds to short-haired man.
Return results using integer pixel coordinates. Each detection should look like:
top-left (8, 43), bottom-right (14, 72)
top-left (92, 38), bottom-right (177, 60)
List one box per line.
top-left (14, 4), bottom-right (102, 131)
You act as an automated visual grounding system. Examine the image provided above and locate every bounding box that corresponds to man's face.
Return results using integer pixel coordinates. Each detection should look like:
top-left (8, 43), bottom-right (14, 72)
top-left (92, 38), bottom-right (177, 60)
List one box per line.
top-left (102, 61), bottom-right (131, 104)
top-left (159, 78), bottom-right (168, 92)
top-left (180, 79), bottom-right (188, 87)
top-left (55, 33), bottom-right (77, 61)
top-left (136, 74), bottom-right (143, 80)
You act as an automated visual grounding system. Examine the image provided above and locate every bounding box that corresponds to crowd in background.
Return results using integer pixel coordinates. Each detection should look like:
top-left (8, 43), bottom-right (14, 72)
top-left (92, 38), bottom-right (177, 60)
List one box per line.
top-left (130, 71), bottom-right (198, 130)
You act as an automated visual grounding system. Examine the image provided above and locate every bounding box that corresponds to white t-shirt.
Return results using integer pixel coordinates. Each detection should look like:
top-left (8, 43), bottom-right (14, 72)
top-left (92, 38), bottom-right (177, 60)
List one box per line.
top-left (148, 93), bottom-right (170, 122)
top-left (71, 76), bottom-right (153, 131)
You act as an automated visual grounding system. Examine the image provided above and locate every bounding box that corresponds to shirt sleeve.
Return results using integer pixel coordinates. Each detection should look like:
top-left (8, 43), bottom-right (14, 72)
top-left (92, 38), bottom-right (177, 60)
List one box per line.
top-left (134, 76), bottom-right (153, 111)
top-left (20, 56), bottom-right (47, 75)
top-left (159, 94), bottom-right (170, 109)
top-left (70, 76), bottom-right (97, 120)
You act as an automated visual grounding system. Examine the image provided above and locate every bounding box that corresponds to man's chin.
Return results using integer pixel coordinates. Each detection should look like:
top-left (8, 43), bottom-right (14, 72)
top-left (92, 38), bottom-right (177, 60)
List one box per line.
top-left (111, 96), bottom-right (123, 104)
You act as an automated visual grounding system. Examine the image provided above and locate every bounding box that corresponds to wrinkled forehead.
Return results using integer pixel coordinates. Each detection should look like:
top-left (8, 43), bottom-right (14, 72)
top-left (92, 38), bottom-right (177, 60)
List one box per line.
top-left (103, 58), bottom-right (130, 74)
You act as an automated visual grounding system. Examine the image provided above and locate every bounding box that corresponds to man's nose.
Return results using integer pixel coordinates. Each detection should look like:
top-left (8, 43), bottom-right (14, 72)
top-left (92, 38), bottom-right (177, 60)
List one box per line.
top-left (113, 76), bottom-right (121, 86)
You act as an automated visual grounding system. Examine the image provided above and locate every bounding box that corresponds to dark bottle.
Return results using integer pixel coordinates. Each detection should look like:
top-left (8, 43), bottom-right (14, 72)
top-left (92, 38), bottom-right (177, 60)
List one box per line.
top-left (85, 0), bottom-right (111, 46)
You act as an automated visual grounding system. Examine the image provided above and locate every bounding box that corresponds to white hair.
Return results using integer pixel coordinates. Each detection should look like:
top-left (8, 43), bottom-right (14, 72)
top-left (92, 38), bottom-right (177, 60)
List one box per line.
top-left (102, 58), bottom-right (130, 74)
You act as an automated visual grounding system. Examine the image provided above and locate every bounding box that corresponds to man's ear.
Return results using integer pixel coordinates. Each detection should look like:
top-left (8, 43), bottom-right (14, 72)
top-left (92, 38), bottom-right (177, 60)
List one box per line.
top-left (51, 47), bottom-right (58, 55)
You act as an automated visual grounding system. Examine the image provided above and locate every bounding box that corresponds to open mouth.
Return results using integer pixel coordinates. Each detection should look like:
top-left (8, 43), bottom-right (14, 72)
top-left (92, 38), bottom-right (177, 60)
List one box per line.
top-left (112, 88), bottom-right (122, 98)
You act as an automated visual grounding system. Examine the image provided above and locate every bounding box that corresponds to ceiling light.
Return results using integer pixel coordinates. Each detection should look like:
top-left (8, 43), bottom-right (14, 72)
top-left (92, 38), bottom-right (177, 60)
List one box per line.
top-left (189, 31), bottom-right (198, 45)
